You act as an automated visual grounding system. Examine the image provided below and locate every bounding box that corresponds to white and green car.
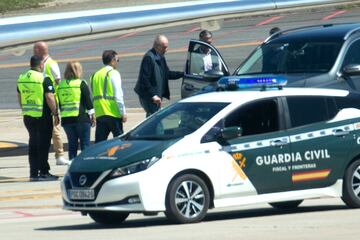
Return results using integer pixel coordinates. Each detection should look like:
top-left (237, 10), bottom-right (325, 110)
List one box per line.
top-left (61, 82), bottom-right (360, 224)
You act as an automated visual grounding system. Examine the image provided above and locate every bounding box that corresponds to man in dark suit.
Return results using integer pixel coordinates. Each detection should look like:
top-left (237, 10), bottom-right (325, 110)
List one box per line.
top-left (134, 35), bottom-right (183, 117)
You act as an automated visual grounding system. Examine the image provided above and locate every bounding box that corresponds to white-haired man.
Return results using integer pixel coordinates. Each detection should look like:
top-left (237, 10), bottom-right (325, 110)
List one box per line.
top-left (134, 35), bottom-right (183, 117)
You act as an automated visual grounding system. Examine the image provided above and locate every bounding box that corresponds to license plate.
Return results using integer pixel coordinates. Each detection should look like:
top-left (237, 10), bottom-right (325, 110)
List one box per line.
top-left (69, 189), bottom-right (95, 200)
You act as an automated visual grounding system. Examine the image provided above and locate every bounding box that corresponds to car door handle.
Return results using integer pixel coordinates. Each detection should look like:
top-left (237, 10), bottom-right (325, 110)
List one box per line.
top-left (333, 129), bottom-right (350, 137)
top-left (270, 139), bottom-right (289, 147)
top-left (184, 84), bottom-right (194, 91)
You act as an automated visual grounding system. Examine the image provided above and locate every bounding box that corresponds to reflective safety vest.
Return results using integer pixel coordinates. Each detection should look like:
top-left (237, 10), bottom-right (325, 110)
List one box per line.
top-left (17, 70), bottom-right (44, 117)
top-left (91, 67), bottom-right (121, 118)
top-left (44, 57), bottom-right (60, 105)
top-left (58, 79), bottom-right (83, 117)
top-left (44, 57), bottom-right (58, 86)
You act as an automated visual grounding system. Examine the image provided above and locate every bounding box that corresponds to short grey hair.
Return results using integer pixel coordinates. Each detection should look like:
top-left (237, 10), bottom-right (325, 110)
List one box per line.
top-left (153, 35), bottom-right (168, 48)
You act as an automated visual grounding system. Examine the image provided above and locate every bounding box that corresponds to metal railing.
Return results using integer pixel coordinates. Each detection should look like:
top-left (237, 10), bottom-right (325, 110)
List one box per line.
top-left (0, 0), bottom-right (357, 51)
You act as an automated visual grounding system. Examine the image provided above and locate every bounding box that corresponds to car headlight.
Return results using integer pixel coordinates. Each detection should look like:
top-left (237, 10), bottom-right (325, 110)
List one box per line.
top-left (110, 156), bottom-right (160, 178)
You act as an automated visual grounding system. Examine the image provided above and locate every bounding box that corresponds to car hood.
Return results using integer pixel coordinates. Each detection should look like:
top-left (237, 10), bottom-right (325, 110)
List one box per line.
top-left (69, 138), bottom-right (179, 172)
top-left (283, 73), bottom-right (324, 87)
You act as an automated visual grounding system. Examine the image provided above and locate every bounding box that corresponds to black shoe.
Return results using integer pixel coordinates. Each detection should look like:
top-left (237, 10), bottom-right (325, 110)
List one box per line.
top-left (29, 176), bottom-right (39, 182)
top-left (38, 173), bottom-right (59, 181)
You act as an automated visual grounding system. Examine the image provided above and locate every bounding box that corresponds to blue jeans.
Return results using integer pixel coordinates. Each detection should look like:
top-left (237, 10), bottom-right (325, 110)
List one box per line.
top-left (63, 122), bottom-right (91, 160)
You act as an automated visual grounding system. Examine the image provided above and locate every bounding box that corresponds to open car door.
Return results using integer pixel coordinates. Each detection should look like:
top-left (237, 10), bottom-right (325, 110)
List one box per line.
top-left (181, 40), bottom-right (230, 98)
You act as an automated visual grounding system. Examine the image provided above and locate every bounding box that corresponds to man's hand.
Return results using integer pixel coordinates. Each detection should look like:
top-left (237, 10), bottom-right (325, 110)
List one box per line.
top-left (90, 114), bottom-right (96, 127)
top-left (152, 95), bottom-right (162, 106)
top-left (122, 114), bottom-right (128, 123)
top-left (54, 114), bottom-right (60, 126)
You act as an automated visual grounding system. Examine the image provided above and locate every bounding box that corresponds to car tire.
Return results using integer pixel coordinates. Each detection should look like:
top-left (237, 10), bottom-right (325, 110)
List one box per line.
top-left (88, 211), bottom-right (129, 224)
top-left (342, 159), bottom-right (360, 208)
top-left (165, 174), bottom-right (210, 224)
top-left (269, 200), bottom-right (303, 210)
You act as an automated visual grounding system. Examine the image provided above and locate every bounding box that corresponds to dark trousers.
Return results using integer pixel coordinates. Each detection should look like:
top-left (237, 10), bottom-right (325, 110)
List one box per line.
top-left (63, 122), bottom-right (91, 160)
top-left (95, 116), bottom-right (123, 143)
top-left (139, 97), bottom-right (160, 117)
top-left (24, 116), bottom-right (53, 177)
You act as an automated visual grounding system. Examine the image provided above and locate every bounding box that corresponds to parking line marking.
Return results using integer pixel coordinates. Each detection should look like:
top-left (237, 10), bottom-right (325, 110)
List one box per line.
top-left (0, 205), bottom-right (62, 210)
top-left (13, 210), bottom-right (34, 217)
top-left (0, 41), bottom-right (261, 69)
top-left (0, 177), bottom-right (31, 183)
top-left (0, 188), bottom-right (57, 194)
top-left (57, 32), bottom-right (138, 57)
top-left (322, 10), bottom-right (347, 21)
top-left (255, 16), bottom-right (283, 26)
top-left (0, 192), bottom-right (60, 202)
top-left (0, 175), bottom-right (64, 183)
top-left (0, 141), bottom-right (18, 149)
top-left (183, 26), bottom-right (201, 35)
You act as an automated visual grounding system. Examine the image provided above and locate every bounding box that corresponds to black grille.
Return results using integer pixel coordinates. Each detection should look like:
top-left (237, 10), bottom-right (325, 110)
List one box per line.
top-left (70, 172), bottom-right (103, 187)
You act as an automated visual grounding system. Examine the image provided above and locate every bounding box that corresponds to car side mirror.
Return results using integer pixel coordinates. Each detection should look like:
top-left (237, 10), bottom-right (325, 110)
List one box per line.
top-left (220, 126), bottom-right (242, 140)
top-left (203, 70), bottom-right (224, 82)
top-left (342, 64), bottom-right (360, 76)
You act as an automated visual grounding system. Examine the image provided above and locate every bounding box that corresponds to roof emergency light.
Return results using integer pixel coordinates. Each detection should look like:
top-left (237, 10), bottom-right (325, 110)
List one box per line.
top-left (217, 76), bottom-right (287, 91)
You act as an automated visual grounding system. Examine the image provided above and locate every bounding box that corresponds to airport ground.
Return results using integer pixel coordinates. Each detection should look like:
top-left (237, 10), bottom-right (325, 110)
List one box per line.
top-left (1, 2), bottom-right (360, 239)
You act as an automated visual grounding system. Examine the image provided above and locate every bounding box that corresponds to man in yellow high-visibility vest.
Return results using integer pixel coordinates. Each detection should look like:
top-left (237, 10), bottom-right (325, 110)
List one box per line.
top-left (91, 50), bottom-right (127, 143)
top-left (17, 55), bottom-right (59, 181)
top-left (33, 41), bottom-right (68, 165)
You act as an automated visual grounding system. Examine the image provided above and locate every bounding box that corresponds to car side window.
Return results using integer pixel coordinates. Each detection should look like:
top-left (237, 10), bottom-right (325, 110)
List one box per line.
top-left (343, 40), bottom-right (360, 67)
top-left (202, 98), bottom-right (279, 143)
top-left (286, 96), bottom-right (337, 128)
top-left (225, 98), bottom-right (279, 136)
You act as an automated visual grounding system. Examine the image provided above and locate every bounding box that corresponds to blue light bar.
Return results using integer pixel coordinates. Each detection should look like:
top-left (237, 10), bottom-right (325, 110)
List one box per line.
top-left (217, 76), bottom-right (287, 90)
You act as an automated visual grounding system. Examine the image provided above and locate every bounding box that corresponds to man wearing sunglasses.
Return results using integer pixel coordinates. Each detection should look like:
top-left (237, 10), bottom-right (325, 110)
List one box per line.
top-left (91, 50), bottom-right (127, 143)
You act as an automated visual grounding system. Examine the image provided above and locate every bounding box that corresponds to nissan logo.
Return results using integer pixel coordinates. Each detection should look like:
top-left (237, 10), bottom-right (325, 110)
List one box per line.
top-left (79, 174), bottom-right (87, 186)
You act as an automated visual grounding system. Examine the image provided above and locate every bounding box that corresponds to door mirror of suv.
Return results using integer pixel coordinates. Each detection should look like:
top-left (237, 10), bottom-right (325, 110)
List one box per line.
top-left (220, 126), bottom-right (242, 140)
top-left (203, 70), bottom-right (224, 82)
top-left (342, 64), bottom-right (360, 76)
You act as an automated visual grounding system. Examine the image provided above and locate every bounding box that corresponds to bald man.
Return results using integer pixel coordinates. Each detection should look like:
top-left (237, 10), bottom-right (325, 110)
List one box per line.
top-left (33, 41), bottom-right (68, 165)
top-left (134, 35), bottom-right (183, 117)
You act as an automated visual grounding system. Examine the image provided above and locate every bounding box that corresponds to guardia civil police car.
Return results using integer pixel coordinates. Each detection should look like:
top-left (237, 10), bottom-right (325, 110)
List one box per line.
top-left (61, 78), bottom-right (360, 224)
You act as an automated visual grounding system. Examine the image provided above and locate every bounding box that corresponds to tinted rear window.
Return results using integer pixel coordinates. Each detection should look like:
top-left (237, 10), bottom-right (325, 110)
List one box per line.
top-left (236, 42), bottom-right (342, 75)
top-left (287, 96), bottom-right (337, 128)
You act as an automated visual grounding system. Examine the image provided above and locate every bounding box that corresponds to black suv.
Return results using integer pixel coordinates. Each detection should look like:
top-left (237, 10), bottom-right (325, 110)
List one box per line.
top-left (182, 23), bottom-right (360, 98)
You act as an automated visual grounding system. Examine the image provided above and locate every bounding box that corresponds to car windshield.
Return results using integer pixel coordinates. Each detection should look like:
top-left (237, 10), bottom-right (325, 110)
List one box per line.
top-left (126, 102), bottom-right (228, 140)
top-left (235, 41), bottom-right (342, 75)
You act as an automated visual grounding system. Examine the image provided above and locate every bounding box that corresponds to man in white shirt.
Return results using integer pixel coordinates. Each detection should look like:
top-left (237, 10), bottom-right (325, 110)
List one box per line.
top-left (33, 41), bottom-right (68, 166)
top-left (91, 50), bottom-right (127, 143)
top-left (199, 30), bottom-right (222, 71)
top-left (190, 30), bottom-right (222, 75)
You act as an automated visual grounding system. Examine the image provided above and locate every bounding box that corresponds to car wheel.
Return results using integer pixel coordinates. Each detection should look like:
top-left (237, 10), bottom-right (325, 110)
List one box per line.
top-left (269, 200), bottom-right (303, 210)
top-left (342, 159), bottom-right (360, 208)
top-left (165, 174), bottom-right (210, 224)
top-left (88, 211), bottom-right (129, 224)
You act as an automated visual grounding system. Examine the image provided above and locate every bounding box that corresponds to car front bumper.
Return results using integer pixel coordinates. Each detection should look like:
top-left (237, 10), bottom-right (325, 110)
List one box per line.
top-left (61, 169), bottom-right (167, 213)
